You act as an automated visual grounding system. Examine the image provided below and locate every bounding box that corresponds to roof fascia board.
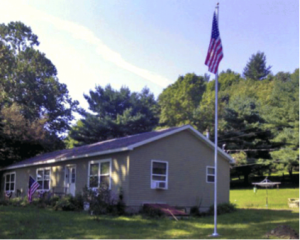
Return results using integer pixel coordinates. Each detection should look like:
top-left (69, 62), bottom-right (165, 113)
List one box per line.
top-left (1, 147), bottom-right (130, 171)
top-left (127, 125), bottom-right (191, 150)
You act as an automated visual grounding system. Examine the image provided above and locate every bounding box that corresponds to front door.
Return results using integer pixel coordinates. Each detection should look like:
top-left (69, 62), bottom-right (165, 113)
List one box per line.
top-left (65, 165), bottom-right (76, 196)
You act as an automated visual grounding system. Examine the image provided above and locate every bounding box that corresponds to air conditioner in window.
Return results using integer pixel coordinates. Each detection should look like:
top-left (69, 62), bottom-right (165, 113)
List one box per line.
top-left (155, 181), bottom-right (166, 189)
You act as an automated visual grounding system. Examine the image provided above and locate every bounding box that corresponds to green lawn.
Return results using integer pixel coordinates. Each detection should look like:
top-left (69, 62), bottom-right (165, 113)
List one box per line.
top-left (230, 188), bottom-right (299, 209)
top-left (0, 188), bottom-right (298, 239)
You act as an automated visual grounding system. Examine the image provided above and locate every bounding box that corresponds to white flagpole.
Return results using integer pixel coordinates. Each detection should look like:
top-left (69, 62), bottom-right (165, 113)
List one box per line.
top-left (212, 3), bottom-right (219, 237)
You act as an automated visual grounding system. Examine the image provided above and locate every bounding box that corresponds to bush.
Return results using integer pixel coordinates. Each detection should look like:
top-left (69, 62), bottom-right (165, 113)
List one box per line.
top-left (72, 194), bottom-right (84, 210)
top-left (54, 195), bottom-right (77, 211)
top-left (10, 197), bottom-right (23, 207)
top-left (190, 206), bottom-right (200, 217)
top-left (46, 195), bottom-right (60, 207)
top-left (207, 202), bottom-right (237, 216)
top-left (83, 186), bottom-right (125, 216)
top-left (0, 198), bottom-right (9, 206)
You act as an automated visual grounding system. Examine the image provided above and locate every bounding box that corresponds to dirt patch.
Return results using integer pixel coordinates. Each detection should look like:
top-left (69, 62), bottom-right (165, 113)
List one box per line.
top-left (266, 225), bottom-right (299, 239)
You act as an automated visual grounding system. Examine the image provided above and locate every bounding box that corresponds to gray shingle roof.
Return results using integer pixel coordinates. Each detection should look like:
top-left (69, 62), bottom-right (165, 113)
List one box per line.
top-left (2, 125), bottom-right (235, 170)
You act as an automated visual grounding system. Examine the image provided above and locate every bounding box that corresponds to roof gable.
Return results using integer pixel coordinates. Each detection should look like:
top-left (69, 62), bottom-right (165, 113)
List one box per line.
top-left (2, 125), bottom-right (234, 170)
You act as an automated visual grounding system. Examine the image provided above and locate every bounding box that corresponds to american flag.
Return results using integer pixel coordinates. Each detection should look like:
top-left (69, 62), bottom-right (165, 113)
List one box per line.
top-left (205, 12), bottom-right (223, 74)
top-left (28, 176), bottom-right (40, 202)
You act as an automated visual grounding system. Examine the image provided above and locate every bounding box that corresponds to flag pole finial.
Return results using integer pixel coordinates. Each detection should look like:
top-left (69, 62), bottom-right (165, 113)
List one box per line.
top-left (216, 3), bottom-right (219, 9)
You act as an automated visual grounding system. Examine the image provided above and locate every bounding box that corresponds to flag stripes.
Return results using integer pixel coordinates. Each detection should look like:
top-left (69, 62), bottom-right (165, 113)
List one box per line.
top-left (28, 176), bottom-right (40, 202)
top-left (205, 13), bottom-right (223, 74)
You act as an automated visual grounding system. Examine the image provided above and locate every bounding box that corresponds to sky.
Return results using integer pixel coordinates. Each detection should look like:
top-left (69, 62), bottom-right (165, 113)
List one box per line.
top-left (0, 0), bottom-right (299, 115)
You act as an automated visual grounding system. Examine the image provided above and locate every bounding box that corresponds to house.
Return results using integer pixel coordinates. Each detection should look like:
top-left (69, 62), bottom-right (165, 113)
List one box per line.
top-left (0, 125), bottom-right (234, 212)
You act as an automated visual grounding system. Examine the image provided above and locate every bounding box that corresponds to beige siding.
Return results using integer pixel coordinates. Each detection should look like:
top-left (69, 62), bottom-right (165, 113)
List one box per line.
top-left (1, 152), bottom-right (130, 202)
top-left (128, 130), bottom-right (230, 211)
top-left (1, 129), bottom-right (230, 211)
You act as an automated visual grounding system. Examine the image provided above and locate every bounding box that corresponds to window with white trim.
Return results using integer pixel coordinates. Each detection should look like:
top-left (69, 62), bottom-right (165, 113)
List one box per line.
top-left (88, 159), bottom-right (111, 189)
top-left (206, 166), bottom-right (215, 183)
top-left (4, 172), bottom-right (16, 192)
top-left (151, 160), bottom-right (168, 189)
top-left (37, 168), bottom-right (51, 191)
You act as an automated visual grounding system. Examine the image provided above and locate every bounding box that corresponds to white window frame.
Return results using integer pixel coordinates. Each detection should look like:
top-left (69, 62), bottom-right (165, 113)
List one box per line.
top-left (4, 172), bottom-right (16, 193)
top-left (150, 160), bottom-right (168, 190)
top-left (36, 167), bottom-right (51, 192)
top-left (88, 159), bottom-right (112, 190)
top-left (206, 166), bottom-right (215, 183)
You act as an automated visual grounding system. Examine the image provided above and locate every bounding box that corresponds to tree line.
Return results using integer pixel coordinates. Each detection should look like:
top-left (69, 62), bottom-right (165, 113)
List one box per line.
top-left (1, 22), bottom-right (298, 183)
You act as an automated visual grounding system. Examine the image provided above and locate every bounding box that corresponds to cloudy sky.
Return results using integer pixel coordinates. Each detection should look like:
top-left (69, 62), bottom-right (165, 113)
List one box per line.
top-left (0, 0), bottom-right (298, 113)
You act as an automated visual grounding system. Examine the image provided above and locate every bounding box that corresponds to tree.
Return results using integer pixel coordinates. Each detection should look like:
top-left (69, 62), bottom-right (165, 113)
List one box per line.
top-left (219, 97), bottom-right (273, 184)
top-left (0, 21), bottom-right (79, 167)
top-left (263, 69), bottom-right (299, 179)
top-left (243, 52), bottom-right (271, 80)
top-left (68, 85), bottom-right (159, 146)
top-left (158, 73), bottom-right (206, 128)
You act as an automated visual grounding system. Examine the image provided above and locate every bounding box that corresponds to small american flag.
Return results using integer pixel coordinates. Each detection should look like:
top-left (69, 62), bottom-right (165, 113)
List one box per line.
top-left (28, 176), bottom-right (40, 202)
top-left (205, 12), bottom-right (223, 74)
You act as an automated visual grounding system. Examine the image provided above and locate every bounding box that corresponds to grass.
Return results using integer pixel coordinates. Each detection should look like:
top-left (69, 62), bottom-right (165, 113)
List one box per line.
top-left (0, 188), bottom-right (298, 239)
top-left (230, 188), bottom-right (299, 209)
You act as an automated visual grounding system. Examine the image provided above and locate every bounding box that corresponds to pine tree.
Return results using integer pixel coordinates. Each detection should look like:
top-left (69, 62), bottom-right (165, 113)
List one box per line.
top-left (243, 52), bottom-right (271, 80)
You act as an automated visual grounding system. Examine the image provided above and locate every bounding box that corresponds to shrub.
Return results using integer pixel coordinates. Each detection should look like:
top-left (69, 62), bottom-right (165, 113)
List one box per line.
top-left (72, 194), bottom-right (84, 210)
top-left (47, 195), bottom-right (60, 207)
top-left (207, 202), bottom-right (237, 216)
top-left (190, 206), bottom-right (200, 217)
top-left (83, 186), bottom-right (125, 215)
top-left (10, 197), bottom-right (23, 207)
top-left (54, 195), bottom-right (76, 211)
top-left (0, 198), bottom-right (9, 206)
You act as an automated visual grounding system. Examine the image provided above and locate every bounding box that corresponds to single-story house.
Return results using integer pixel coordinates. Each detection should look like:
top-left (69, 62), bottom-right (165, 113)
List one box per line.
top-left (0, 125), bottom-right (235, 212)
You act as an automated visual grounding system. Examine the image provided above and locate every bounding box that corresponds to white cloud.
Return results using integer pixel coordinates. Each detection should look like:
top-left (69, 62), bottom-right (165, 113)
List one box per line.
top-left (1, 1), bottom-right (172, 88)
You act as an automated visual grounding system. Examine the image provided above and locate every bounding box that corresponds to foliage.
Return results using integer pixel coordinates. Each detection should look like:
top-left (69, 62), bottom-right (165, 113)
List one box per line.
top-left (67, 85), bottom-right (159, 146)
top-left (207, 202), bottom-right (237, 215)
top-left (53, 195), bottom-right (77, 211)
top-left (158, 73), bottom-right (206, 128)
top-left (243, 51), bottom-right (271, 80)
top-left (82, 186), bottom-right (125, 216)
top-left (189, 206), bottom-right (201, 217)
top-left (0, 21), bottom-right (79, 167)
top-left (262, 69), bottom-right (299, 176)
top-left (157, 51), bottom-right (298, 180)
top-left (230, 151), bottom-right (247, 166)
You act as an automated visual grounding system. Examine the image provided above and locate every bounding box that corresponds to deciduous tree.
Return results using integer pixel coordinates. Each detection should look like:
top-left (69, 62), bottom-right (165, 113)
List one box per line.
top-left (0, 21), bottom-right (79, 166)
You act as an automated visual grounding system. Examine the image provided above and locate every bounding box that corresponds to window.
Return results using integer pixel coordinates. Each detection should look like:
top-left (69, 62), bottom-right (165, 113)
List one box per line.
top-left (206, 166), bottom-right (215, 183)
top-left (37, 168), bottom-right (51, 191)
top-left (4, 172), bottom-right (16, 192)
top-left (151, 160), bottom-right (168, 189)
top-left (71, 168), bottom-right (76, 184)
top-left (88, 159), bottom-right (111, 189)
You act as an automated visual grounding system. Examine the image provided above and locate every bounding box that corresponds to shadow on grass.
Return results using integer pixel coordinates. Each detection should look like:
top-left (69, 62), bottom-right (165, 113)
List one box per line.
top-left (0, 206), bottom-right (299, 239)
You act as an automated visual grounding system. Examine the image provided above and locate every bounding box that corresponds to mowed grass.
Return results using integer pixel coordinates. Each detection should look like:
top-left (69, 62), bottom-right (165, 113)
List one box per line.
top-left (0, 205), bottom-right (298, 239)
top-left (230, 188), bottom-right (299, 209)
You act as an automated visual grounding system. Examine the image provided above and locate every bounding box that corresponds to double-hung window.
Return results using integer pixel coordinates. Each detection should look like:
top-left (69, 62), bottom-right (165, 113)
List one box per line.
top-left (4, 172), bottom-right (16, 192)
top-left (88, 159), bottom-right (111, 189)
top-left (206, 166), bottom-right (215, 183)
top-left (151, 160), bottom-right (168, 189)
top-left (37, 168), bottom-right (51, 191)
